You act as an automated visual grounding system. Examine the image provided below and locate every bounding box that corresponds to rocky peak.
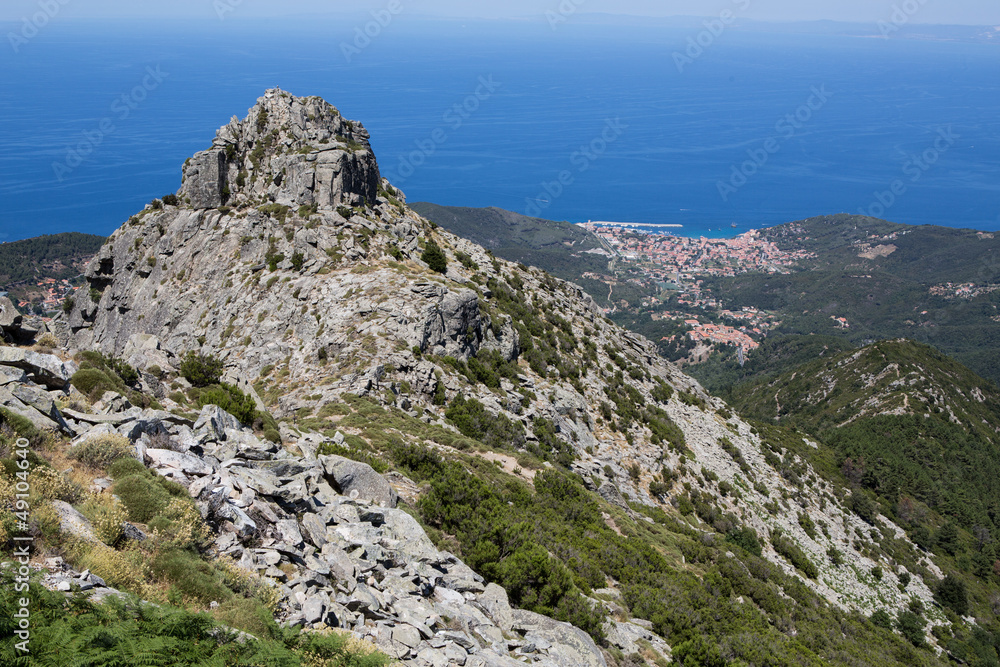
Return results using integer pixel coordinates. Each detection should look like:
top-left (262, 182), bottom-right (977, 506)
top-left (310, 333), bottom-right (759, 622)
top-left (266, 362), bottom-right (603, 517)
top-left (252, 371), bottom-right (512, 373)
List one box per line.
top-left (60, 91), bottom-right (951, 645)
top-left (179, 88), bottom-right (380, 210)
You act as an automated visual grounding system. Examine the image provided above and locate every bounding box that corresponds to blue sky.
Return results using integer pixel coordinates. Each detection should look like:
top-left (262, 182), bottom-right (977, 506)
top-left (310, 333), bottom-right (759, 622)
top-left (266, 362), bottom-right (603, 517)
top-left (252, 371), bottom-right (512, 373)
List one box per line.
top-left (1, 0), bottom-right (998, 25)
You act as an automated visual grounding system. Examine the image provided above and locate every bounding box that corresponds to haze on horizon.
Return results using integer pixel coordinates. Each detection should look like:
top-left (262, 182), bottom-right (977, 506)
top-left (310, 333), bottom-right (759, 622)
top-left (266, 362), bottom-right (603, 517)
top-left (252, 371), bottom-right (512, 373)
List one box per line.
top-left (1, 0), bottom-right (998, 26)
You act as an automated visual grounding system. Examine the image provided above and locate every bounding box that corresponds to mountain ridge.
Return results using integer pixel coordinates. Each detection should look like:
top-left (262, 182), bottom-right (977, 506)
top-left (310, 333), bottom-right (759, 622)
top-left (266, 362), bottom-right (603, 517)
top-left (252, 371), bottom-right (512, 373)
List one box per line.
top-left (42, 88), bottom-right (997, 664)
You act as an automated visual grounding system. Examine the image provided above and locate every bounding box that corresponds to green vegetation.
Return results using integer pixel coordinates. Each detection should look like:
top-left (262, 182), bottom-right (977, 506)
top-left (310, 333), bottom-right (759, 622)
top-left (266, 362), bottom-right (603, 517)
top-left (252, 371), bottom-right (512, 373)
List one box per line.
top-left (420, 238), bottom-right (448, 274)
top-left (0, 232), bottom-right (104, 310)
top-left (69, 433), bottom-right (134, 468)
top-left (725, 338), bottom-right (1000, 660)
top-left (291, 395), bottom-right (947, 665)
top-left (70, 352), bottom-right (150, 406)
top-left (179, 351), bottom-right (223, 387)
top-left (705, 215), bottom-right (1000, 385)
top-left (0, 567), bottom-right (390, 666)
top-left (411, 203), bottom-right (608, 283)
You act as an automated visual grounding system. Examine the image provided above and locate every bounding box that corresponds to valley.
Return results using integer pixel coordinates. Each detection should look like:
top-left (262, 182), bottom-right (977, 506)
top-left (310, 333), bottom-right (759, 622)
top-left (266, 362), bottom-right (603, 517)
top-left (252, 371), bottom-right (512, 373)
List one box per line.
top-left (2, 89), bottom-right (1000, 667)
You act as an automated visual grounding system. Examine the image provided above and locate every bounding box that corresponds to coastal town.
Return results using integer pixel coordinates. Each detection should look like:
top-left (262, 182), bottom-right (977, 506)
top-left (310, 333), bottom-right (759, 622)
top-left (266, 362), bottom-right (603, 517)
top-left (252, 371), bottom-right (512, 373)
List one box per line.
top-left (13, 277), bottom-right (79, 313)
top-left (578, 224), bottom-right (816, 359)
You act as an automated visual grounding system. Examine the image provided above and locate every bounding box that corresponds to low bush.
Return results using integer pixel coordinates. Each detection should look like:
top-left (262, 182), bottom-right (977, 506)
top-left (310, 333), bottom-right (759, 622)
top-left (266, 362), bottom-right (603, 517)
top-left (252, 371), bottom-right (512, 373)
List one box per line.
top-left (113, 473), bottom-right (175, 523)
top-left (421, 239), bottom-right (448, 274)
top-left (108, 457), bottom-right (147, 479)
top-left (179, 352), bottom-right (223, 387)
top-left (28, 466), bottom-right (84, 504)
top-left (771, 529), bottom-right (818, 579)
top-left (0, 567), bottom-right (392, 665)
top-left (80, 493), bottom-right (128, 546)
top-left (70, 433), bottom-right (135, 469)
top-left (195, 383), bottom-right (257, 425)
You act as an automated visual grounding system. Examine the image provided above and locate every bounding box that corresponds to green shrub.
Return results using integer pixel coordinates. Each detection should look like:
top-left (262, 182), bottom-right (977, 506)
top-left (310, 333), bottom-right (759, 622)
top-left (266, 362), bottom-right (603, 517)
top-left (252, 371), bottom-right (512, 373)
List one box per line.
top-left (726, 526), bottom-right (762, 557)
top-left (771, 529), bottom-right (818, 578)
top-left (445, 394), bottom-right (525, 451)
top-left (180, 352), bottom-right (223, 387)
top-left (421, 239), bottom-right (448, 274)
top-left (0, 407), bottom-right (40, 442)
top-left (152, 547), bottom-right (233, 605)
top-left (108, 457), bottom-right (147, 479)
top-left (827, 547), bottom-right (844, 566)
top-left (291, 251), bottom-right (305, 271)
top-left (934, 574), bottom-right (968, 616)
top-left (69, 434), bottom-right (135, 469)
top-left (896, 610), bottom-right (926, 647)
top-left (0, 565), bottom-right (392, 665)
top-left (161, 194), bottom-right (179, 206)
top-left (851, 492), bottom-right (878, 524)
top-left (196, 383), bottom-right (257, 426)
top-left (70, 368), bottom-right (118, 401)
top-left (870, 609), bottom-right (893, 629)
top-left (798, 512), bottom-right (817, 539)
top-left (113, 473), bottom-right (172, 523)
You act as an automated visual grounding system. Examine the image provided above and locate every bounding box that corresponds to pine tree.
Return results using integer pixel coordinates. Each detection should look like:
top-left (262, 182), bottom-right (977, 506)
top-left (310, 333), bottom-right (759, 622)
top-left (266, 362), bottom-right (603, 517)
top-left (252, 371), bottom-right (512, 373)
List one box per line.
top-left (421, 239), bottom-right (448, 274)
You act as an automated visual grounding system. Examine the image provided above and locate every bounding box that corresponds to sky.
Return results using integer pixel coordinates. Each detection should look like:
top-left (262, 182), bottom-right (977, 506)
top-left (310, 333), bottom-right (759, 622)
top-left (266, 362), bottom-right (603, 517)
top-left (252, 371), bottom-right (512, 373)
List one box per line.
top-left (1, 0), bottom-right (999, 25)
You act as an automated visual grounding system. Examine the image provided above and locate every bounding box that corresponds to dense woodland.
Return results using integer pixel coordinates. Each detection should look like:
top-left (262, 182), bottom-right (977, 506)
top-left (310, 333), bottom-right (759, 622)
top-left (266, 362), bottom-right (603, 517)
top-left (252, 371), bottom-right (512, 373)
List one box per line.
top-left (0, 233), bottom-right (105, 287)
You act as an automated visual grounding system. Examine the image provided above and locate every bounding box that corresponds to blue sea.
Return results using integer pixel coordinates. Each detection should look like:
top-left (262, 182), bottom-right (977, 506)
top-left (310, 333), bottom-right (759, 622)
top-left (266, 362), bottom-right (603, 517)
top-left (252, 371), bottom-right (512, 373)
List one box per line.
top-left (1, 16), bottom-right (998, 242)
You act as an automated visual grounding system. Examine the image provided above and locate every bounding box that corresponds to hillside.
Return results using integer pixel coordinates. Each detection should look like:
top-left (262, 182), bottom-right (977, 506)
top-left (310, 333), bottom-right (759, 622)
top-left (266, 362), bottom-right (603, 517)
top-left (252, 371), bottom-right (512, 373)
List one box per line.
top-left (0, 232), bottom-right (104, 310)
top-left (6, 88), bottom-right (998, 665)
top-left (706, 215), bottom-right (1000, 385)
top-left (404, 208), bottom-right (1000, 388)
top-left (730, 339), bottom-right (1000, 642)
top-left (410, 202), bottom-right (611, 283)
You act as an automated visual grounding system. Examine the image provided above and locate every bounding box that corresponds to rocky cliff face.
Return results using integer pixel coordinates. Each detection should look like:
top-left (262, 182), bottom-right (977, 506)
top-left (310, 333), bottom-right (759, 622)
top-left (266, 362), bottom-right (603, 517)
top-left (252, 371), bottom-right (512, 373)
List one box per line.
top-left (62, 89), bottom-right (950, 652)
top-left (180, 88), bottom-right (380, 211)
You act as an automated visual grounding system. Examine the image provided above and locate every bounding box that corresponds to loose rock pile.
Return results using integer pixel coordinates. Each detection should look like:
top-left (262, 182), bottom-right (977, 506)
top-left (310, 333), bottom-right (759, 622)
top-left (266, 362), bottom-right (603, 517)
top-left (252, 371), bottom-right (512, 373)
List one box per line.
top-left (2, 348), bottom-right (622, 665)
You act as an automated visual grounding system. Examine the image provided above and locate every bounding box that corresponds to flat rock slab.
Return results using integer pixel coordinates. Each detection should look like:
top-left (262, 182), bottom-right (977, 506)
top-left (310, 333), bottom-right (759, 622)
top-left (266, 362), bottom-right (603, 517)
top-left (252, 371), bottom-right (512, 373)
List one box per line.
top-left (51, 500), bottom-right (98, 543)
top-left (145, 448), bottom-right (213, 475)
top-left (512, 609), bottom-right (607, 667)
top-left (320, 454), bottom-right (398, 508)
top-left (0, 347), bottom-right (76, 389)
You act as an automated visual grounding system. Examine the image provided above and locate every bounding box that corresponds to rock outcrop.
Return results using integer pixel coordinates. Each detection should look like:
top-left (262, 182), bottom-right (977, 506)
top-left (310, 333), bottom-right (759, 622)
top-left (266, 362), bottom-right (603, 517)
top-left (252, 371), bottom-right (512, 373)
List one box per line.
top-left (15, 355), bottom-right (609, 666)
top-left (56, 88), bottom-right (945, 648)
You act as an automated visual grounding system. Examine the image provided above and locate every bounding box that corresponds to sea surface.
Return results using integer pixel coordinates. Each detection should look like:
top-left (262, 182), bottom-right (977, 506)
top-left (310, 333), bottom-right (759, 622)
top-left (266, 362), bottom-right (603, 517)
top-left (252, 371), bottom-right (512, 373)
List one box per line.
top-left (1, 17), bottom-right (998, 242)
